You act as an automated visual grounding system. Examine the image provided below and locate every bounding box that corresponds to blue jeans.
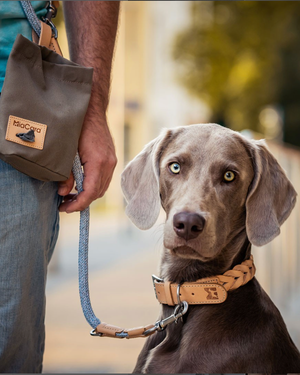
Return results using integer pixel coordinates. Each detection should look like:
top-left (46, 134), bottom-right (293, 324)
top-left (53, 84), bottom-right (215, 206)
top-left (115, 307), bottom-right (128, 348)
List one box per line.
top-left (0, 159), bottom-right (61, 372)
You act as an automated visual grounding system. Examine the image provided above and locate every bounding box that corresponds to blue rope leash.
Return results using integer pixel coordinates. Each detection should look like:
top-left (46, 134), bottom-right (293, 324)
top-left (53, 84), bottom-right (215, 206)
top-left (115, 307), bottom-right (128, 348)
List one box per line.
top-left (20, 1), bottom-right (41, 36)
top-left (72, 154), bottom-right (101, 329)
top-left (20, 1), bottom-right (101, 329)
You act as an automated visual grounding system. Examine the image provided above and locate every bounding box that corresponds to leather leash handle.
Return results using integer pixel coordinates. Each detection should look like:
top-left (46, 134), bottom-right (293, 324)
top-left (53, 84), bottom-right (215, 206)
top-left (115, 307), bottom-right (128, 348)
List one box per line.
top-left (92, 322), bottom-right (157, 339)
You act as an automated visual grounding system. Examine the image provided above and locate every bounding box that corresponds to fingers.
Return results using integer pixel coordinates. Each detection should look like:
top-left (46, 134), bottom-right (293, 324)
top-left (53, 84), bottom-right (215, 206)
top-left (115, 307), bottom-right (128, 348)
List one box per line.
top-left (58, 173), bottom-right (75, 196)
top-left (59, 152), bottom-right (117, 213)
top-left (58, 194), bottom-right (77, 213)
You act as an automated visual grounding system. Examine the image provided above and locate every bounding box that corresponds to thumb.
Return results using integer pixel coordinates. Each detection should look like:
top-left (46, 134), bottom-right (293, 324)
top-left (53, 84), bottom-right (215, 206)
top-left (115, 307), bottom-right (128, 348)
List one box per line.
top-left (58, 173), bottom-right (75, 196)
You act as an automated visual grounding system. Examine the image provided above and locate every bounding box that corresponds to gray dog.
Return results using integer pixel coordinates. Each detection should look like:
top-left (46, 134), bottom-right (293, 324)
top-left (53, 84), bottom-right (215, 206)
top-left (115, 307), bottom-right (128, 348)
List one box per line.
top-left (121, 124), bottom-right (300, 373)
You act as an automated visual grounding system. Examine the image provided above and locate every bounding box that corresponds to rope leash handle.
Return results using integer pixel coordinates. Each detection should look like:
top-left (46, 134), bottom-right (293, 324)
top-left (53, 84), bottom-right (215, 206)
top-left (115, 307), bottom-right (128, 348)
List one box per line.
top-left (20, 1), bottom-right (101, 329)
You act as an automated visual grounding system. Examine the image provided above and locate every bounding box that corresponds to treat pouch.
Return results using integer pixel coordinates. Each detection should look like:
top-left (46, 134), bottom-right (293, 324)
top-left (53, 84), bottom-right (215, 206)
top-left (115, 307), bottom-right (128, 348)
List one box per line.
top-left (0, 34), bottom-right (93, 181)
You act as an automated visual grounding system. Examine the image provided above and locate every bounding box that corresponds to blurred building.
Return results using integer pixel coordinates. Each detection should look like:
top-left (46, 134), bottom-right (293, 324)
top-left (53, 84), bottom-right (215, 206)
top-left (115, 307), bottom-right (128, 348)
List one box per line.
top-left (123, 1), bottom-right (210, 163)
top-left (103, 1), bottom-right (210, 212)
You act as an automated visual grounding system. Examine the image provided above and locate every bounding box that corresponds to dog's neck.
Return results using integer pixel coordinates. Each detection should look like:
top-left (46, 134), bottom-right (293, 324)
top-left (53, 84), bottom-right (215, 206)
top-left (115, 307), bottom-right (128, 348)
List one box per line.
top-left (160, 232), bottom-right (251, 283)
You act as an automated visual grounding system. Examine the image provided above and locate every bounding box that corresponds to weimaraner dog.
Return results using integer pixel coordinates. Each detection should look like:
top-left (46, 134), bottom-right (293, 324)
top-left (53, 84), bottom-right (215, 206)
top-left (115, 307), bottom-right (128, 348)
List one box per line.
top-left (121, 123), bottom-right (300, 373)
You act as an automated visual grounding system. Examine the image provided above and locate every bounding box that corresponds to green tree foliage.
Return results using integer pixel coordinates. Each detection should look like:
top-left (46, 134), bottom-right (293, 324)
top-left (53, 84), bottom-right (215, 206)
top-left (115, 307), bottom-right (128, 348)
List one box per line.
top-left (173, 1), bottom-right (300, 146)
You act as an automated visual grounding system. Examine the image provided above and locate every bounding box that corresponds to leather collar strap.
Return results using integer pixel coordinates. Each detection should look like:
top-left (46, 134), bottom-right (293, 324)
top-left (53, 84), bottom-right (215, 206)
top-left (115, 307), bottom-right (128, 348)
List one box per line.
top-left (153, 256), bottom-right (255, 306)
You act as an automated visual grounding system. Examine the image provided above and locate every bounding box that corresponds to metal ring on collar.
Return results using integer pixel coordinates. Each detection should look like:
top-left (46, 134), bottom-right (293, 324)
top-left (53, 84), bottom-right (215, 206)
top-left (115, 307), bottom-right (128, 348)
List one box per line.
top-left (177, 281), bottom-right (184, 305)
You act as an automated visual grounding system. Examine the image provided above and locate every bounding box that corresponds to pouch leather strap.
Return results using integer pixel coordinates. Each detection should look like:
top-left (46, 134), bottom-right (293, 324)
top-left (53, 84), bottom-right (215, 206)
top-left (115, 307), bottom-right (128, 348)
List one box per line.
top-left (154, 256), bottom-right (255, 306)
top-left (32, 21), bottom-right (62, 56)
top-left (21, 0), bottom-right (62, 56)
top-left (52, 1), bottom-right (60, 10)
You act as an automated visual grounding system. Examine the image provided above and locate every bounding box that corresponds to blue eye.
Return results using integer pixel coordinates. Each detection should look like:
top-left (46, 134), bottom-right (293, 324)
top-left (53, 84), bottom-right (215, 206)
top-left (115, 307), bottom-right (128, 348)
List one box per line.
top-left (169, 162), bottom-right (181, 174)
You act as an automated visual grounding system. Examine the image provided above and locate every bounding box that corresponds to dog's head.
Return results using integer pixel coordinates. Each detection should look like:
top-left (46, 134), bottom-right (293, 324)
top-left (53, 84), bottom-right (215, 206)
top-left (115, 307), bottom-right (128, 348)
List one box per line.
top-left (121, 124), bottom-right (296, 262)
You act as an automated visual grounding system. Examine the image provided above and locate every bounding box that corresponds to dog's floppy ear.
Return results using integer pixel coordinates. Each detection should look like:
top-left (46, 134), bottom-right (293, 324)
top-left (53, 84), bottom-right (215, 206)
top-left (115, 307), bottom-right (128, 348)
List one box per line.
top-left (121, 129), bottom-right (172, 229)
top-left (245, 139), bottom-right (297, 246)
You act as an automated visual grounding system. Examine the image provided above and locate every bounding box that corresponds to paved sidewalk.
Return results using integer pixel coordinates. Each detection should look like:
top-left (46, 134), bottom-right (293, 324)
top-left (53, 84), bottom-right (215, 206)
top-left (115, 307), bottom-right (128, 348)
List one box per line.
top-left (43, 212), bottom-right (164, 373)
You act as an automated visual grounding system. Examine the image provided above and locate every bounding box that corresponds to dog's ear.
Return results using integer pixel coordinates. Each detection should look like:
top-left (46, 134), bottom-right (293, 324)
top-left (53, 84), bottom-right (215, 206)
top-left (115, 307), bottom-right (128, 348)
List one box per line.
top-left (245, 139), bottom-right (297, 246)
top-left (121, 129), bottom-right (173, 229)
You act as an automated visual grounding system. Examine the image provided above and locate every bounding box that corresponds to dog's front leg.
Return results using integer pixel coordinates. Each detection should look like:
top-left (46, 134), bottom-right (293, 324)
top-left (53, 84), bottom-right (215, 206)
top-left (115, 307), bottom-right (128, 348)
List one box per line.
top-left (133, 330), bottom-right (167, 373)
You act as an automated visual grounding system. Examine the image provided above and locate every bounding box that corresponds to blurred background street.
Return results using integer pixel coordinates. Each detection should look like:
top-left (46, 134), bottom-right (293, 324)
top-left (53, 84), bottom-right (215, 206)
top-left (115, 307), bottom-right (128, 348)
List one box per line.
top-left (43, 1), bottom-right (300, 372)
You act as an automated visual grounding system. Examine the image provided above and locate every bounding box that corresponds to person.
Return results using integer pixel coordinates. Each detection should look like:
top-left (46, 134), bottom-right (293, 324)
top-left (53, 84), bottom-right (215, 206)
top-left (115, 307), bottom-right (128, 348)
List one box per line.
top-left (0, 1), bottom-right (119, 372)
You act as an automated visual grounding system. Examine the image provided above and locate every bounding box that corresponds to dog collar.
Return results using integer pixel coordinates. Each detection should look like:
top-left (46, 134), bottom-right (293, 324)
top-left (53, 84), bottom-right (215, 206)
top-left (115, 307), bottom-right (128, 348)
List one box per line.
top-left (152, 255), bottom-right (256, 306)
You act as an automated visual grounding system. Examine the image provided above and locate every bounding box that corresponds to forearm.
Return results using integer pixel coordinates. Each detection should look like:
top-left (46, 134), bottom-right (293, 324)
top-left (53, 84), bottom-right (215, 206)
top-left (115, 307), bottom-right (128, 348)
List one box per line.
top-left (63, 1), bottom-right (120, 114)
top-left (58, 1), bottom-right (119, 211)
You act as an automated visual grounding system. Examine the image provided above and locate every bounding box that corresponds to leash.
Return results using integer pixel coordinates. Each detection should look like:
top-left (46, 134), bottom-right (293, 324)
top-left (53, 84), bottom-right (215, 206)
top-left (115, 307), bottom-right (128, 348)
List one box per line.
top-left (72, 154), bottom-right (101, 328)
top-left (20, 1), bottom-right (101, 329)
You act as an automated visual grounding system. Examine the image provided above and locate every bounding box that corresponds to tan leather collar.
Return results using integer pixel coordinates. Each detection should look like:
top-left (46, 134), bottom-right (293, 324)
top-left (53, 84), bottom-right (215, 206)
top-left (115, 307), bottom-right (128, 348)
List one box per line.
top-left (153, 256), bottom-right (256, 306)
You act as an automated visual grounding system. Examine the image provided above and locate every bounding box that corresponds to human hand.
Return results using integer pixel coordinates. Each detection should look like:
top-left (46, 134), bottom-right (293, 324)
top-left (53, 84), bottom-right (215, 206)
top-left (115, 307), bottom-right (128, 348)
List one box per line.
top-left (58, 114), bottom-right (117, 213)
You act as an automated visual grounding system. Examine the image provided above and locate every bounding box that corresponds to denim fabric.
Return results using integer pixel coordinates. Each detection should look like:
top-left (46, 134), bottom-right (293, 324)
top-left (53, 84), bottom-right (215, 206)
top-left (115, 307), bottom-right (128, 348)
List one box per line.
top-left (0, 159), bottom-right (61, 373)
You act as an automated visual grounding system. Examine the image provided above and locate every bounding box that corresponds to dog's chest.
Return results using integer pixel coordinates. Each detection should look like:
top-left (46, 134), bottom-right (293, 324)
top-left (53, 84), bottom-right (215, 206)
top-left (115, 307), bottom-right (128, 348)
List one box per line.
top-left (142, 305), bottom-right (232, 373)
top-left (140, 281), bottom-right (300, 374)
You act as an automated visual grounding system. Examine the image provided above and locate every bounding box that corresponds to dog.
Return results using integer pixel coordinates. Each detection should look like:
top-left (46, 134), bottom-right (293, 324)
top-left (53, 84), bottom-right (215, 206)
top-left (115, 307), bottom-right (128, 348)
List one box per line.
top-left (121, 123), bottom-right (300, 373)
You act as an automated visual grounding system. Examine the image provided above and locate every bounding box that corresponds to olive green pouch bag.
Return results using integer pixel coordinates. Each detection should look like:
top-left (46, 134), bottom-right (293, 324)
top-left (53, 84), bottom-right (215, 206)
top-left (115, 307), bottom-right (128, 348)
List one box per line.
top-left (0, 34), bottom-right (93, 181)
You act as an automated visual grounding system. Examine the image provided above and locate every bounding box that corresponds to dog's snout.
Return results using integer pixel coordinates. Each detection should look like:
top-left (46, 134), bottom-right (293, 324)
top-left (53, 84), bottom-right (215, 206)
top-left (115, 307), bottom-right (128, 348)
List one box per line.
top-left (173, 212), bottom-right (206, 241)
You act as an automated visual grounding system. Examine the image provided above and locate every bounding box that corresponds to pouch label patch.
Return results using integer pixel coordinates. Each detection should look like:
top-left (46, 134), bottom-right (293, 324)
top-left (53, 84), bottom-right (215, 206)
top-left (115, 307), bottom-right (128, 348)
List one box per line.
top-left (5, 115), bottom-right (47, 150)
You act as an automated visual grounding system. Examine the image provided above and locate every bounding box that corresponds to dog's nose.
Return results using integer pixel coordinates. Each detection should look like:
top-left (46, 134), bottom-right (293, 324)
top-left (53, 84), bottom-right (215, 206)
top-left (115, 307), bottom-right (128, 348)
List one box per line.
top-left (173, 212), bottom-right (206, 241)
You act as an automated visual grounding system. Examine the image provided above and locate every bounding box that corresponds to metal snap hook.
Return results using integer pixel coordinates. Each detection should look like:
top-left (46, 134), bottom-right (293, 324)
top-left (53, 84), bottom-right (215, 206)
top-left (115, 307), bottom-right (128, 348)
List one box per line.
top-left (143, 300), bottom-right (189, 336)
top-left (90, 328), bottom-right (103, 337)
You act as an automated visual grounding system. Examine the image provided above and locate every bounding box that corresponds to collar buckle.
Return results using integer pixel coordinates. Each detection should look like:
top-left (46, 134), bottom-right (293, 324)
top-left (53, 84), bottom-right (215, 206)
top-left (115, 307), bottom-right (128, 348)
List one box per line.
top-left (152, 274), bottom-right (164, 300)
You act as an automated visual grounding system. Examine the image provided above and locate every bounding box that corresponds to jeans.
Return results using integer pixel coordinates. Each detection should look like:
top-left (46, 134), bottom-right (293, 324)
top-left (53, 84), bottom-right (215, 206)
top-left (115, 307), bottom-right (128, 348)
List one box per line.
top-left (0, 159), bottom-right (61, 372)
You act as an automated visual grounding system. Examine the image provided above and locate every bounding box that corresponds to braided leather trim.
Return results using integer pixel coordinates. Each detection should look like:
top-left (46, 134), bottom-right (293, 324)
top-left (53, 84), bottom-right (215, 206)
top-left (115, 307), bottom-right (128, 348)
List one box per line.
top-left (154, 256), bottom-right (256, 306)
top-left (217, 255), bottom-right (256, 291)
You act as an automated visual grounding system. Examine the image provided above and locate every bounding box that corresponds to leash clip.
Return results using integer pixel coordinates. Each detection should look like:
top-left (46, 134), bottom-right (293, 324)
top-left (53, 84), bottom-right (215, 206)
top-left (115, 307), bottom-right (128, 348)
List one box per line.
top-left (46, 2), bottom-right (58, 18)
top-left (90, 328), bottom-right (102, 337)
top-left (41, 16), bottom-right (58, 39)
top-left (143, 300), bottom-right (189, 336)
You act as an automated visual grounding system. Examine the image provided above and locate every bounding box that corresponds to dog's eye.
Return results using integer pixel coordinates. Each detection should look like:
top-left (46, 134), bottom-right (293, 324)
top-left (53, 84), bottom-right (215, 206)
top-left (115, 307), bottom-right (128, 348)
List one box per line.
top-left (223, 171), bottom-right (236, 182)
top-left (169, 162), bottom-right (181, 174)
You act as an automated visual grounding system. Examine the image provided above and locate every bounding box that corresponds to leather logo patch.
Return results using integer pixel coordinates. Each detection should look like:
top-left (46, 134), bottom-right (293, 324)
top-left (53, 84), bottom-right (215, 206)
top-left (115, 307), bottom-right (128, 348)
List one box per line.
top-left (204, 287), bottom-right (219, 300)
top-left (5, 115), bottom-right (47, 150)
